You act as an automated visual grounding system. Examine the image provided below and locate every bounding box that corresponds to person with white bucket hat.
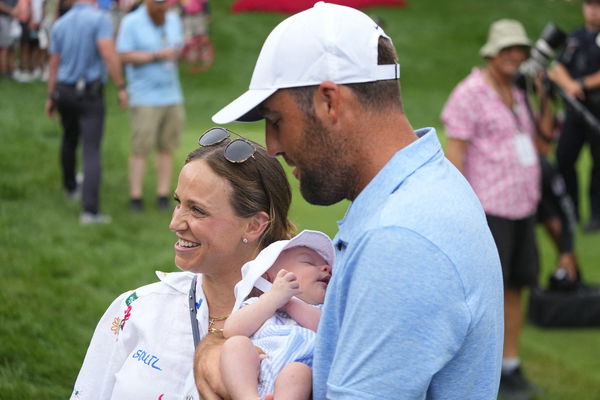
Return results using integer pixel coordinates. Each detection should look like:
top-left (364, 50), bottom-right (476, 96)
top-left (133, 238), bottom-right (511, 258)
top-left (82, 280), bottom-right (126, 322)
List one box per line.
top-left (442, 18), bottom-right (554, 400)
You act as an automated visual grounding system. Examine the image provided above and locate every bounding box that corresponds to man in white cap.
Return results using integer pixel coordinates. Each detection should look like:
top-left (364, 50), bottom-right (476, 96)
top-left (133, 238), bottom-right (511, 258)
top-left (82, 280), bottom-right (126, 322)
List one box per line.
top-left (212, 2), bottom-right (504, 399)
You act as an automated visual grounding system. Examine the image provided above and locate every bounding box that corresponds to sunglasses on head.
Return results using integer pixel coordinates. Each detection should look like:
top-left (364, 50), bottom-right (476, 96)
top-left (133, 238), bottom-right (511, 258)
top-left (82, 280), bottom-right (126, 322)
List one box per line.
top-left (198, 127), bottom-right (257, 163)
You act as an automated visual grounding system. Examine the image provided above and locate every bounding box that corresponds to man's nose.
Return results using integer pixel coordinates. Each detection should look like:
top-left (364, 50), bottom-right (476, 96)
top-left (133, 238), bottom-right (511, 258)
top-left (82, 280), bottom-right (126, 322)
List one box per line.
top-left (265, 124), bottom-right (283, 157)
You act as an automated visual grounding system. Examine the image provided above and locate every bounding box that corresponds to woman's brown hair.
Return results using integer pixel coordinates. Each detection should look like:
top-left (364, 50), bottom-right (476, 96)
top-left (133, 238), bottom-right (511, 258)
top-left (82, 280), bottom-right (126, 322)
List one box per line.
top-left (186, 137), bottom-right (296, 249)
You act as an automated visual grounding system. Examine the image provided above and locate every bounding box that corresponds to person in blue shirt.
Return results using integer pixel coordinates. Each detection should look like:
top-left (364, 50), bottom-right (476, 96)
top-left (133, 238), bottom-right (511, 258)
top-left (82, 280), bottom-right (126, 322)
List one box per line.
top-left (117, 0), bottom-right (185, 212)
top-left (45, 0), bottom-right (127, 224)
top-left (210, 2), bottom-right (504, 399)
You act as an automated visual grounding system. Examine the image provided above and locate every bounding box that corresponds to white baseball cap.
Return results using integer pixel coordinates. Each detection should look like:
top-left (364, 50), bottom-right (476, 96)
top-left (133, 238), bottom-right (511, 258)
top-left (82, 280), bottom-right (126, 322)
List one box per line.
top-left (231, 230), bottom-right (335, 312)
top-left (212, 1), bottom-right (400, 124)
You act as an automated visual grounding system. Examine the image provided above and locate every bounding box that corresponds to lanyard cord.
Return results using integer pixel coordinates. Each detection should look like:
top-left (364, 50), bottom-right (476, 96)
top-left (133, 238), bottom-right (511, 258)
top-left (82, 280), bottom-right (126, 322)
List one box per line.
top-left (485, 67), bottom-right (524, 131)
top-left (188, 275), bottom-right (200, 348)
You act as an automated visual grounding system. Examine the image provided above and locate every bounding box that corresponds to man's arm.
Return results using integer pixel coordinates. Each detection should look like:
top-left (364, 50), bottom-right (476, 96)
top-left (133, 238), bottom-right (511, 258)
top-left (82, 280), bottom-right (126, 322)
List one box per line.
top-left (97, 37), bottom-right (128, 109)
top-left (548, 62), bottom-right (585, 100)
top-left (321, 228), bottom-right (475, 399)
top-left (45, 53), bottom-right (60, 118)
top-left (119, 47), bottom-right (181, 65)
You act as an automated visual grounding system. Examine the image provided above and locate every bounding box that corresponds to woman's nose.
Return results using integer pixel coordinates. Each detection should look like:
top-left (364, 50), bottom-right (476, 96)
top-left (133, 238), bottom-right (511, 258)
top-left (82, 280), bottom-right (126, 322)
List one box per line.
top-left (169, 207), bottom-right (186, 232)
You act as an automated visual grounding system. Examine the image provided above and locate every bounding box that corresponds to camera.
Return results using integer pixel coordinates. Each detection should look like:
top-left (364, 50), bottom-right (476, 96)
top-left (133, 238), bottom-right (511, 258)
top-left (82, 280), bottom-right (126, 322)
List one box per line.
top-left (515, 22), bottom-right (567, 93)
top-left (519, 22), bottom-right (567, 80)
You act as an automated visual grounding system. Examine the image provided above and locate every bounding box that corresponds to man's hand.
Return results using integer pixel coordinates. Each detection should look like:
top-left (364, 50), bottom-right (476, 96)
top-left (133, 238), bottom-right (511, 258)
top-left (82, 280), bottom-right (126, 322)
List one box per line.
top-left (45, 98), bottom-right (56, 118)
top-left (117, 88), bottom-right (128, 110)
top-left (564, 78), bottom-right (586, 100)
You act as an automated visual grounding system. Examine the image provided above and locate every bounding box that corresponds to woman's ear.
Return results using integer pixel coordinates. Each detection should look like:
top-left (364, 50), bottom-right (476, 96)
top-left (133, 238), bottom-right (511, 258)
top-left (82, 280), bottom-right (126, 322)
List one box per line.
top-left (244, 211), bottom-right (270, 244)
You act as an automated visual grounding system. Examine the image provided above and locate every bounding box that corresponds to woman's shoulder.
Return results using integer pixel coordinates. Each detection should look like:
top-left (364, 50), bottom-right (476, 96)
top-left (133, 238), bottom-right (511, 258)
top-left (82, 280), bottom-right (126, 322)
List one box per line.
top-left (108, 271), bottom-right (198, 307)
top-left (454, 68), bottom-right (486, 93)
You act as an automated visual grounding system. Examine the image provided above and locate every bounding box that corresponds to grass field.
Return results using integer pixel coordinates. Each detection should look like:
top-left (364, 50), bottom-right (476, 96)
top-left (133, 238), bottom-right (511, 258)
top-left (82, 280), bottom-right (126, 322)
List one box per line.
top-left (1, 0), bottom-right (600, 398)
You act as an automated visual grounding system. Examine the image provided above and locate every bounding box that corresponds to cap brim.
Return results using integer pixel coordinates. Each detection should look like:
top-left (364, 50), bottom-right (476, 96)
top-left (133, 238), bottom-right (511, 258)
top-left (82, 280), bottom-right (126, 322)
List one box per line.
top-left (212, 88), bottom-right (276, 124)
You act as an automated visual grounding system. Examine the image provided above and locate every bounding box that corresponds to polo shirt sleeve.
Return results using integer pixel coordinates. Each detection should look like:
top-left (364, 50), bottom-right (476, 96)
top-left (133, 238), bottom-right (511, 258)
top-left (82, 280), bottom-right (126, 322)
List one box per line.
top-left (70, 291), bottom-right (133, 400)
top-left (440, 81), bottom-right (478, 141)
top-left (96, 12), bottom-right (113, 41)
top-left (116, 16), bottom-right (134, 53)
top-left (324, 227), bottom-right (471, 400)
top-left (167, 12), bottom-right (184, 47)
top-left (49, 23), bottom-right (60, 55)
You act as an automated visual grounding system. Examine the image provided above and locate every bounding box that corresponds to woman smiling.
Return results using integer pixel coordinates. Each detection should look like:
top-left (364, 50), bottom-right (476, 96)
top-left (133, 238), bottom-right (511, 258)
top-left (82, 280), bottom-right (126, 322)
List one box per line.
top-left (70, 127), bottom-right (295, 400)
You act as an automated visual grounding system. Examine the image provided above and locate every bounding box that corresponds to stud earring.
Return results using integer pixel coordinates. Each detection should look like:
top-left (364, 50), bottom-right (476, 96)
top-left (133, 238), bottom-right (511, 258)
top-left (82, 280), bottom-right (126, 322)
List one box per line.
top-left (242, 238), bottom-right (248, 244)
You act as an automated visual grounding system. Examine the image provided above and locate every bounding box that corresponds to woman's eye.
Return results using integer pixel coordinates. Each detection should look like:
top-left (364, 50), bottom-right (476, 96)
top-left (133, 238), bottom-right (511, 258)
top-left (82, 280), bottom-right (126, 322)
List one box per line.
top-left (192, 207), bottom-right (206, 216)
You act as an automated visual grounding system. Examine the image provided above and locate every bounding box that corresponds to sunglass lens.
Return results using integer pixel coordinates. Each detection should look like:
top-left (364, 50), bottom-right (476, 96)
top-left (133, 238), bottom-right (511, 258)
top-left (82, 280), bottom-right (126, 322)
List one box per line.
top-left (224, 140), bottom-right (255, 163)
top-left (199, 128), bottom-right (229, 146)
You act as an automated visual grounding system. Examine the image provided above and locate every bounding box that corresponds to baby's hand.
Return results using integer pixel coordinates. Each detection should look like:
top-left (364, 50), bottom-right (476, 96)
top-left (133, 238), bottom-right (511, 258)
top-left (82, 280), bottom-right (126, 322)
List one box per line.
top-left (268, 269), bottom-right (302, 309)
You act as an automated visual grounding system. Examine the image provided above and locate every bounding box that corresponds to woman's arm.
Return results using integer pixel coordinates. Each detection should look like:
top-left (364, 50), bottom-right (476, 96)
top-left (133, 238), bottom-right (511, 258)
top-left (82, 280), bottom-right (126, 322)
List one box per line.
top-left (445, 138), bottom-right (469, 175)
top-left (70, 291), bottom-right (133, 399)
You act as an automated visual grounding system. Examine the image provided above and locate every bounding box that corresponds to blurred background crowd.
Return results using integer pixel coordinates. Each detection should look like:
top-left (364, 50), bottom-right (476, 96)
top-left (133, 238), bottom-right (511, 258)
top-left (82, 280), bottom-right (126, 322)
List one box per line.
top-left (0, 0), bottom-right (210, 82)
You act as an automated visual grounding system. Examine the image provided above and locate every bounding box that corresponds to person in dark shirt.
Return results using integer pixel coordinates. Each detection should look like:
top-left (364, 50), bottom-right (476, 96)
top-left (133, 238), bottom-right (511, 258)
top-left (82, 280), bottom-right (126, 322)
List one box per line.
top-left (549, 0), bottom-right (600, 233)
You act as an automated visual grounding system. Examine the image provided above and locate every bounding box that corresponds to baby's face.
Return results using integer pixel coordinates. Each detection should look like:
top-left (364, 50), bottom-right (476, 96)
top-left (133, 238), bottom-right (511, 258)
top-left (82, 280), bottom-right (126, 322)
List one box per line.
top-left (271, 246), bottom-right (332, 305)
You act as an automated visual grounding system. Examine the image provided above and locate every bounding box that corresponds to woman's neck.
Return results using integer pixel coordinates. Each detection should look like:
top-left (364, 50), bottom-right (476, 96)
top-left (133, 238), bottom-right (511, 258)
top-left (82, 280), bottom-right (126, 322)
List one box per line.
top-left (200, 267), bottom-right (244, 318)
top-left (484, 65), bottom-right (514, 107)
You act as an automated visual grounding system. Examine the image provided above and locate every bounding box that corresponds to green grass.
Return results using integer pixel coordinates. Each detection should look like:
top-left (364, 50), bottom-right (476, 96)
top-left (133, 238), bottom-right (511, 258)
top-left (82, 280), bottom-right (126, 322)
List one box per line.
top-left (1, 0), bottom-right (599, 398)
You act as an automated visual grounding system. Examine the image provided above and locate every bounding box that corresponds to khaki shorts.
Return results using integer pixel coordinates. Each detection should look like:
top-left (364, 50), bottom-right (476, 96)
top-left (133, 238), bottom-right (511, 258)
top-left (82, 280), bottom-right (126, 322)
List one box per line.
top-left (130, 104), bottom-right (185, 156)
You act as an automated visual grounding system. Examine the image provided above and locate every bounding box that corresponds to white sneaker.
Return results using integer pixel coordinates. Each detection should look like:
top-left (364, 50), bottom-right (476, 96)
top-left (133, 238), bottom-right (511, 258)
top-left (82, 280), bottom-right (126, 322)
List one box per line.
top-left (41, 66), bottom-right (49, 82)
top-left (13, 70), bottom-right (33, 82)
top-left (66, 188), bottom-right (81, 202)
top-left (32, 67), bottom-right (42, 80)
top-left (66, 172), bottom-right (84, 202)
top-left (80, 212), bottom-right (112, 225)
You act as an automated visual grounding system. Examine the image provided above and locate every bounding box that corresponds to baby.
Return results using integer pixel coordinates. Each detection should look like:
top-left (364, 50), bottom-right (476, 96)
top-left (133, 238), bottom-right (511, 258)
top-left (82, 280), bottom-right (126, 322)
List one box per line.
top-left (194, 230), bottom-right (334, 400)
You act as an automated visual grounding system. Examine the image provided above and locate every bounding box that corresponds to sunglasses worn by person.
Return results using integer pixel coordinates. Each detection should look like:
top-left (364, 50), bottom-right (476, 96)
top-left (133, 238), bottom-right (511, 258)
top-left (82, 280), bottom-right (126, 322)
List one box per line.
top-left (198, 127), bottom-right (256, 163)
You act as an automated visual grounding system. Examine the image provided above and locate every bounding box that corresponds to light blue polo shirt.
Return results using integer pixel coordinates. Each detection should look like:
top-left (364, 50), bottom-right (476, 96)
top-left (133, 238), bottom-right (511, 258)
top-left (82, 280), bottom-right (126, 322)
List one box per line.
top-left (116, 5), bottom-right (184, 106)
top-left (313, 128), bottom-right (504, 399)
top-left (49, 3), bottom-right (113, 84)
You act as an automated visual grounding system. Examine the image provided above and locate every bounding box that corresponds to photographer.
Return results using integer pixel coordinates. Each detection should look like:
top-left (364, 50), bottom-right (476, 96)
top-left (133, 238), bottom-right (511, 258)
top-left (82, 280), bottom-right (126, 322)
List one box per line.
top-left (441, 19), bottom-right (553, 400)
top-left (549, 0), bottom-right (600, 233)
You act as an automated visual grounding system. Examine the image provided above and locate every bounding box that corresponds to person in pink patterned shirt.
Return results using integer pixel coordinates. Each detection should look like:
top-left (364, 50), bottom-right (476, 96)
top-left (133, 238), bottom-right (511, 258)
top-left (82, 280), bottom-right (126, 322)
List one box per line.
top-left (441, 19), bottom-right (554, 400)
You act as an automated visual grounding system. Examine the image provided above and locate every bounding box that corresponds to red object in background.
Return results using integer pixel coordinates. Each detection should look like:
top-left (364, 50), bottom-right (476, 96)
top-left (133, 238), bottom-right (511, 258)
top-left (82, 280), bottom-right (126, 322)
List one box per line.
top-left (231, 0), bottom-right (406, 14)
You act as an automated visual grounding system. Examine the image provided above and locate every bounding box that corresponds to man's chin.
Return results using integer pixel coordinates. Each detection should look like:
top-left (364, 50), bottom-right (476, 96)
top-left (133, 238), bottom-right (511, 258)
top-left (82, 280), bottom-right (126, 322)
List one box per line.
top-left (300, 183), bottom-right (345, 206)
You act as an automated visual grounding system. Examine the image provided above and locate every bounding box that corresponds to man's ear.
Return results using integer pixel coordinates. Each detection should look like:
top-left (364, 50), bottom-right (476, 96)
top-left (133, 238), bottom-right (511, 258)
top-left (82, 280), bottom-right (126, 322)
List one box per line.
top-left (244, 211), bottom-right (270, 244)
top-left (314, 81), bottom-right (341, 123)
